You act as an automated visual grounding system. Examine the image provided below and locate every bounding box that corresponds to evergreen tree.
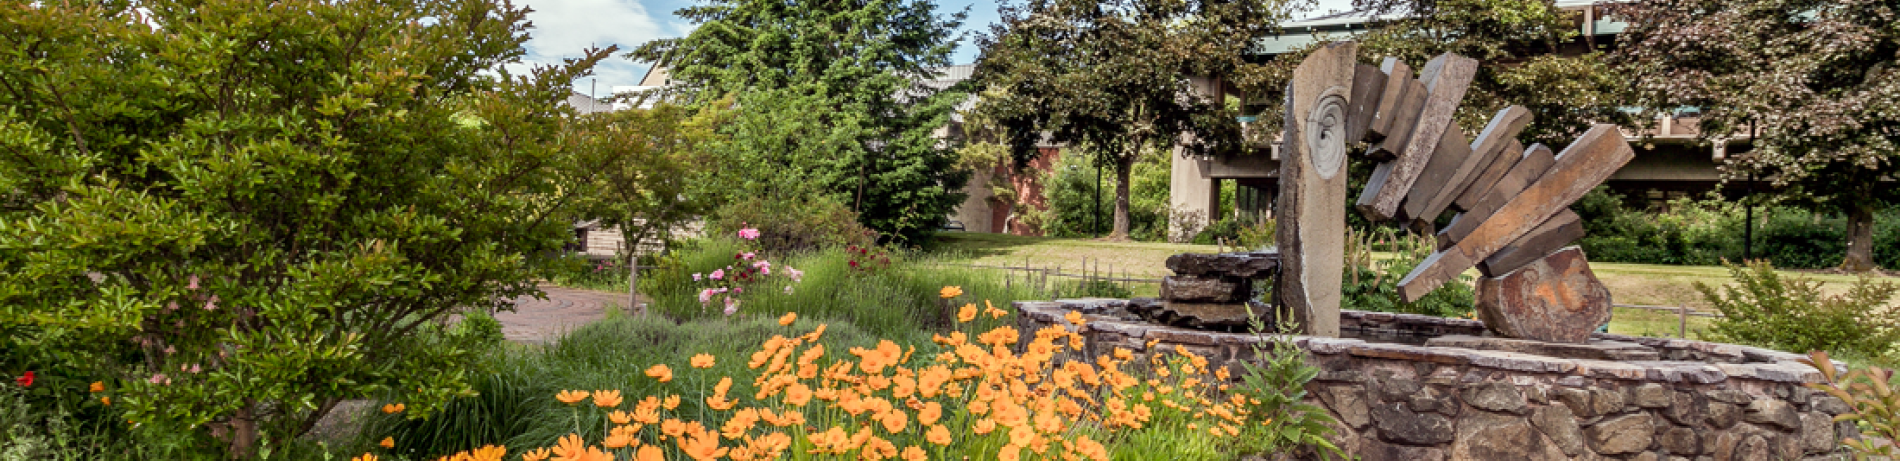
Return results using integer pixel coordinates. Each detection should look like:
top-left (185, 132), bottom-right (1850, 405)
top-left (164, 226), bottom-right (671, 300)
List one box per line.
top-left (629, 0), bottom-right (971, 242)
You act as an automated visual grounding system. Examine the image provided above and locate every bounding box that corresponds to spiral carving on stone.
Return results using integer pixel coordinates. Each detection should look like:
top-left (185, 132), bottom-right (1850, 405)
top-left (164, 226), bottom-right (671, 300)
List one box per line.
top-left (1306, 94), bottom-right (1349, 180)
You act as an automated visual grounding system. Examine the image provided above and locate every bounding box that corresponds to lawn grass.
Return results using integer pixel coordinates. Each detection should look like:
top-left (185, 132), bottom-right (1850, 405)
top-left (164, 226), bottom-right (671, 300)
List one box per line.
top-left (926, 232), bottom-right (1898, 339)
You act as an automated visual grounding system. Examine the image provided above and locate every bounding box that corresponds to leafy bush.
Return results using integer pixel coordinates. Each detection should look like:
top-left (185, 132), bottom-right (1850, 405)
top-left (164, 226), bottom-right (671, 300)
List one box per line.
top-left (711, 195), bottom-right (876, 255)
top-left (1696, 260), bottom-right (1900, 358)
top-left (1573, 187), bottom-right (1900, 270)
top-left (1040, 148), bottom-right (1173, 240)
top-left (1804, 350), bottom-right (1900, 459)
top-left (1341, 228), bottom-right (1476, 318)
top-left (1228, 313), bottom-right (1343, 459)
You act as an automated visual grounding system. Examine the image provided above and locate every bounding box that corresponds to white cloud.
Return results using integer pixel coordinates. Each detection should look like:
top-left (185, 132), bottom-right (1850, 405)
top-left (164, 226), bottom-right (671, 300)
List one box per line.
top-left (515, 0), bottom-right (681, 93)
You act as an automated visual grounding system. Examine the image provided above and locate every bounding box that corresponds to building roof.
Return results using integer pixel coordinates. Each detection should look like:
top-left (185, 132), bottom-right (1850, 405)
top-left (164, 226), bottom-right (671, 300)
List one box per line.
top-left (562, 92), bottom-right (616, 115)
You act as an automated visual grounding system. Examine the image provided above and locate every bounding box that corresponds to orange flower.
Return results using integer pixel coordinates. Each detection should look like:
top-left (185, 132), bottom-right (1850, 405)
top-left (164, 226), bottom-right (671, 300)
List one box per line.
top-left (520, 448), bottom-right (551, 461)
top-left (783, 383), bottom-right (813, 406)
top-left (957, 304), bottom-right (977, 323)
top-left (880, 408), bottom-right (908, 433)
top-left (973, 418), bottom-right (996, 434)
top-left (939, 286), bottom-right (963, 299)
top-left (351, 454), bottom-right (378, 461)
top-left (690, 353), bottom-right (716, 369)
top-left (609, 410), bottom-right (633, 425)
top-left (646, 364), bottom-right (674, 383)
top-left (605, 425), bottom-right (638, 448)
top-left (1064, 310), bottom-right (1087, 326)
top-left (552, 433), bottom-right (588, 459)
top-left (379, 437), bottom-right (395, 448)
top-left (925, 424), bottom-right (952, 445)
top-left (593, 389), bottom-right (624, 408)
top-left (89, 381), bottom-right (104, 393)
top-left (100, 396), bottom-right (111, 406)
top-left (917, 401), bottom-right (942, 425)
top-left (778, 312), bottom-right (797, 326)
top-left (902, 446), bottom-right (927, 461)
top-left (996, 446), bottom-right (1020, 461)
top-left (634, 445), bottom-right (664, 461)
top-left (555, 390), bottom-right (589, 405)
top-left (381, 403), bottom-right (406, 414)
top-left (677, 428), bottom-right (728, 461)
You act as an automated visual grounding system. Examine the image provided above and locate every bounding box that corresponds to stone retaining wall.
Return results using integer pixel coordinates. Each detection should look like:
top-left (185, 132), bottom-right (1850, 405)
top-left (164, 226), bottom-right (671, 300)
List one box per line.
top-left (1016, 299), bottom-right (1859, 461)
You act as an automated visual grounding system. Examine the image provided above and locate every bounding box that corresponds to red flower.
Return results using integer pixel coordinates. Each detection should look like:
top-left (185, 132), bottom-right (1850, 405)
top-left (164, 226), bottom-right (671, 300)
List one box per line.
top-left (14, 371), bottom-right (32, 387)
top-left (849, 260), bottom-right (859, 268)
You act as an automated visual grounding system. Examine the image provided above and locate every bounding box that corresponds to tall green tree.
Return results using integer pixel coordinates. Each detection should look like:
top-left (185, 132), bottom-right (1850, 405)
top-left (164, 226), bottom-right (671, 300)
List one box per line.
top-left (973, 0), bottom-right (1303, 240)
top-left (1614, 0), bottom-right (1900, 272)
top-left (628, 0), bottom-right (971, 242)
top-left (0, 1), bottom-right (607, 456)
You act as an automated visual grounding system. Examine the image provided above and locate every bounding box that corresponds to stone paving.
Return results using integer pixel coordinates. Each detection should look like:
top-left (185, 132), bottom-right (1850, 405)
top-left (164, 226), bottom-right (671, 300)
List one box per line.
top-left (492, 285), bottom-right (645, 343)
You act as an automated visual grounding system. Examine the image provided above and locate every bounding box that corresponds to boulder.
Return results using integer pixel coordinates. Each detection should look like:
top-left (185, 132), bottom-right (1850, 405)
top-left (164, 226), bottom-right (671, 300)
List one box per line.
top-left (1474, 246), bottom-right (1612, 343)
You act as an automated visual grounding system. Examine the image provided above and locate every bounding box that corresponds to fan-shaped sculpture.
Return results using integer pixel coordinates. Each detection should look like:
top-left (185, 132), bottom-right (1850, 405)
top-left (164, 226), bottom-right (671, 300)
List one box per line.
top-left (1277, 41), bottom-right (1634, 343)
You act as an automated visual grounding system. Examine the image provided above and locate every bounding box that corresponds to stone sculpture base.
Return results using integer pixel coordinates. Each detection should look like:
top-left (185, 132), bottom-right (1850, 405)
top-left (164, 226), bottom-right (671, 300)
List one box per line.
top-left (1474, 246), bottom-right (1611, 343)
top-left (1127, 298), bottom-right (1263, 330)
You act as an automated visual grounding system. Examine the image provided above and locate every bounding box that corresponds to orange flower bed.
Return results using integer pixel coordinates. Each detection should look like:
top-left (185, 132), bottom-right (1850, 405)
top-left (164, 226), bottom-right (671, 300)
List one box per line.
top-left (375, 290), bottom-right (1270, 461)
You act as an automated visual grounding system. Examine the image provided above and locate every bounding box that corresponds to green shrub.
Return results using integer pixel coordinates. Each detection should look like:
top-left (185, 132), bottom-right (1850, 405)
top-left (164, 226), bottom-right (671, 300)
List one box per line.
top-left (1697, 260), bottom-right (1900, 358)
top-left (1229, 312), bottom-right (1343, 459)
top-left (710, 195), bottom-right (875, 254)
top-left (1804, 350), bottom-right (1900, 459)
top-left (1754, 211), bottom-right (1847, 269)
top-left (1341, 228), bottom-right (1475, 318)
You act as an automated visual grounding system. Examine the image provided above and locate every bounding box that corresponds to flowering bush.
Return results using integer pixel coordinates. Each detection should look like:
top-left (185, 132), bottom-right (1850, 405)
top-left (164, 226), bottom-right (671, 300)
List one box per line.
top-left (693, 226), bottom-right (804, 315)
top-left (844, 245), bottom-right (892, 275)
top-left (379, 289), bottom-right (1292, 461)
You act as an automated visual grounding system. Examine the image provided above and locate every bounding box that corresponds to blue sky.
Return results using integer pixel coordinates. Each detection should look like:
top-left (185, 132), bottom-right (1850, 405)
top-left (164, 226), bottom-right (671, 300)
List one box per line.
top-left (513, 0), bottom-right (1355, 96)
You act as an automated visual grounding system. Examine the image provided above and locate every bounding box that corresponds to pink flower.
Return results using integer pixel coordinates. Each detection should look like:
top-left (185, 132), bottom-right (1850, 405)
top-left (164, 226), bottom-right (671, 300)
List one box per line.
top-left (149, 374), bottom-right (170, 385)
top-left (189, 364), bottom-right (201, 374)
top-left (711, 269), bottom-right (725, 281)
top-left (186, 275), bottom-right (199, 290)
top-left (786, 267), bottom-right (804, 282)
top-left (699, 289), bottom-right (716, 305)
top-left (738, 227), bottom-right (760, 240)
top-left (203, 295), bottom-right (218, 310)
top-left (723, 297), bottom-right (740, 315)
top-left (692, 273), bottom-right (702, 282)
top-left (784, 286), bottom-right (795, 295)
top-left (165, 302), bottom-right (178, 311)
top-left (741, 252), bottom-right (756, 261)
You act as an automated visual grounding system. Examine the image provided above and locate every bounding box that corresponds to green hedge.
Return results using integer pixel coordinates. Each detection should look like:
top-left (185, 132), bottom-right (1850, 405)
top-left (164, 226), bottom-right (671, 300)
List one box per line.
top-left (1574, 188), bottom-right (1898, 270)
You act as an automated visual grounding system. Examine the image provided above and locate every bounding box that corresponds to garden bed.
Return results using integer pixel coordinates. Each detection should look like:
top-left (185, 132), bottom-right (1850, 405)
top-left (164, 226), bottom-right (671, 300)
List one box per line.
top-left (1018, 299), bottom-right (1859, 460)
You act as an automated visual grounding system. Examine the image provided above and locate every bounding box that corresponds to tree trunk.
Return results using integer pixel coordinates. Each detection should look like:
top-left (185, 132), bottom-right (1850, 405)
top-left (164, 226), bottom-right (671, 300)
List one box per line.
top-left (621, 228), bottom-right (644, 316)
top-left (1842, 200), bottom-right (1878, 272)
top-left (1110, 150), bottom-right (1135, 240)
top-left (627, 251), bottom-right (642, 316)
top-left (229, 400), bottom-right (258, 459)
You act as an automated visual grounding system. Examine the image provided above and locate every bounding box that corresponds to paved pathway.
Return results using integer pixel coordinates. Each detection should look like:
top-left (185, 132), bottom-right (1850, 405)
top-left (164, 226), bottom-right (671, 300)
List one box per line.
top-left (493, 285), bottom-right (645, 343)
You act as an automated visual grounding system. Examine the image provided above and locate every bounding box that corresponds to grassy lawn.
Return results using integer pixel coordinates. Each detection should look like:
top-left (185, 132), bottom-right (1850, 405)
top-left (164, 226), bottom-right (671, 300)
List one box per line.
top-left (927, 232), bottom-right (1897, 339)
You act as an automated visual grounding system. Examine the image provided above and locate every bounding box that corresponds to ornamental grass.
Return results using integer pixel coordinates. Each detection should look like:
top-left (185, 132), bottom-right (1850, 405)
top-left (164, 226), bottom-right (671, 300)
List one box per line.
top-left (366, 290), bottom-right (1285, 461)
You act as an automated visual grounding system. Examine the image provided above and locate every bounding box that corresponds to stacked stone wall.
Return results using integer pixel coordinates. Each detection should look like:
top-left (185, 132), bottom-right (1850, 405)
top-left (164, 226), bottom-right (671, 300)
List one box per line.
top-left (1016, 300), bottom-right (1859, 461)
